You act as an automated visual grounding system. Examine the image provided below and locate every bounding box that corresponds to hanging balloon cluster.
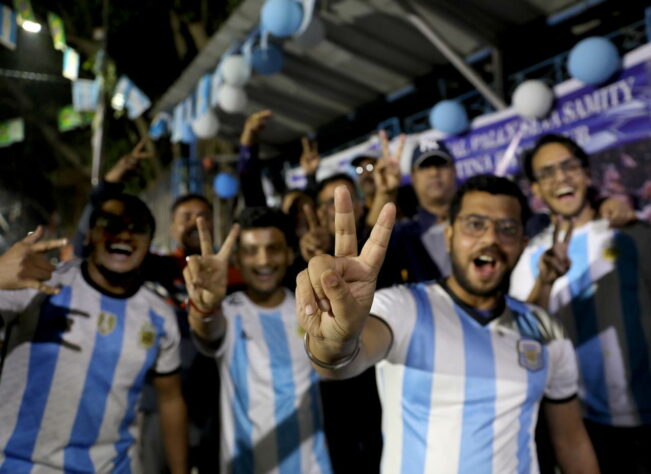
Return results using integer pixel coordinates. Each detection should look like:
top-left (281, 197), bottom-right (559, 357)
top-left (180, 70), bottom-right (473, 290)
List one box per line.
top-left (426, 36), bottom-right (622, 135)
top-left (511, 36), bottom-right (621, 120)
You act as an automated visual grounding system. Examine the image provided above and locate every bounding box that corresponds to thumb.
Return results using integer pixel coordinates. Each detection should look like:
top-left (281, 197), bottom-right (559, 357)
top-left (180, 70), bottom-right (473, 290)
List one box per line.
top-left (23, 226), bottom-right (45, 245)
top-left (320, 269), bottom-right (358, 320)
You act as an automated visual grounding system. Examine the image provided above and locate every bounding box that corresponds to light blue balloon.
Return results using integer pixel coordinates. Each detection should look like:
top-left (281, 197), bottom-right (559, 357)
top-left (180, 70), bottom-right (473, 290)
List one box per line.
top-left (213, 172), bottom-right (239, 199)
top-left (261, 0), bottom-right (303, 38)
top-left (251, 44), bottom-right (284, 75)
top-left (429, 100), bottom-right (469, 135)
top-left (568, 37), bottom-right (620, 85)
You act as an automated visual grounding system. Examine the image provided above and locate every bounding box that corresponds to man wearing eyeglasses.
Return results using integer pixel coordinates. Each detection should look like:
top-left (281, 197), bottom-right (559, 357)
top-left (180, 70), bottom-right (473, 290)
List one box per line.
top-left (0, 195), bottom-right (188, 473)
top-left (297, 174), bottom-right (598, 473)
top-left (510, 134), bottom-right (651, 473)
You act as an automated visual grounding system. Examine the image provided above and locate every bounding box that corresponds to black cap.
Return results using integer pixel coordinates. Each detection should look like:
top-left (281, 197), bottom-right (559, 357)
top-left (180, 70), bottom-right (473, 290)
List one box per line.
top-left (411, 139), bottom-right (453, 169)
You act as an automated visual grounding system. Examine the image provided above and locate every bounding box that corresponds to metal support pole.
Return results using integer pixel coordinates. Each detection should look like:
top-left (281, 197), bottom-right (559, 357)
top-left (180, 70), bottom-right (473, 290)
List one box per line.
top-left (395, 0), bottom-right (507, 111)
top-left (91, 0), bottom-right (110, 186)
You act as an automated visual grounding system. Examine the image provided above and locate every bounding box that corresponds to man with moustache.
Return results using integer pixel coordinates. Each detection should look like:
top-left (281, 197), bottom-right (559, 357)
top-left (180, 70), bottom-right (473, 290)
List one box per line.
top-left (296, 175), bottom-right (598, 473)
top-left (0, 195), bottom-right (188, 473)
top-left (184, 208), bottom-right (332, 474)
top-left (510, 134), bottom-right (651, 473)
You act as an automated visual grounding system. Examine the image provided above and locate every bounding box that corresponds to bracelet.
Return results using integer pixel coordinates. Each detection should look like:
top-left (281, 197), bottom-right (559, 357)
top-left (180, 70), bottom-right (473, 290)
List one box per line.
top-left (186, 297), bottom-right (219, 321)
top-left (303, 332), bottom-right (360, 371)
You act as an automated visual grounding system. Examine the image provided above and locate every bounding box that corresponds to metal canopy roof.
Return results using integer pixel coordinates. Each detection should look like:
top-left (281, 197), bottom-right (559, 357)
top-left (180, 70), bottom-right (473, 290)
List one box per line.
top-left (152, 0), bottom-right (586, 148)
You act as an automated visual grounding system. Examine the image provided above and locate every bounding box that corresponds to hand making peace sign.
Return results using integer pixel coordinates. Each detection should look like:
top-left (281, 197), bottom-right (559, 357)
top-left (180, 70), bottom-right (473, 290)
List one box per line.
top-left (374, 130), bottom-right (405, 195)
top-left (183, 217), bottom-right (240, 316)
top-left (538, 217), bottom-right (574, 285)
top-left (299, 203), bottom-right (333, 262)
top-left (300, 137), bottom-right (321, 176)
top-left (0, 226), bottom-right (68, 295)
top-left (296, 186), bottom-right (396, 346)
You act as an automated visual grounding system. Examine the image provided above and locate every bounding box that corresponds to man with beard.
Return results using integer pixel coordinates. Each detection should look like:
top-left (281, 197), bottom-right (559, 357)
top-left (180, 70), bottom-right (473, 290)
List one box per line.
top-left (510, 134), bottom-right (651, 473)
top-left (0, 195), bottom-right (188, 473)
top-left (184, 208), bottom-right (332, 474)
top-left (296, 175), bottom-right (598, 473)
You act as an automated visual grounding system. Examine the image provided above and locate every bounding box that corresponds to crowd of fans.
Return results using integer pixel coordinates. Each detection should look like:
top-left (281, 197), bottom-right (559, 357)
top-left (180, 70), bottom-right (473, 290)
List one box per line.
top-left (0, 108), bottom-right (649, 474)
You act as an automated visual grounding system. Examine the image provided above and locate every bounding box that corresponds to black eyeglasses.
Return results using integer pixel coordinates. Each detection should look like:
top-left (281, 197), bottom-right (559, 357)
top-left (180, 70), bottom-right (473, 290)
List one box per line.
top-left (534, 157), bottom-right (584, 183)
top-left (457, 214), bottom-right (522, 243)
top-left (94, 213), bottom-right (151, 235)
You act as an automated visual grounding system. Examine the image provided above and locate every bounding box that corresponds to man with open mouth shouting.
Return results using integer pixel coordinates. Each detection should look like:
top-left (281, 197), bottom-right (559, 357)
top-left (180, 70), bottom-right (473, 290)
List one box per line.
top-left (0, 194), bottom-right (188, 473)
top-left (296, 175), bottom-right (598, 473)
top-left (511, 134), bottom-right (651, 473)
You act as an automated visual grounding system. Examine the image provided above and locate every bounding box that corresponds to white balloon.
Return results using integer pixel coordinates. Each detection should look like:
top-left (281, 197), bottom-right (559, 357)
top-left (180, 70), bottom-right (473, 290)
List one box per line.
top-left (218, 84), bottom-right (248, 113)
top-left (191, 110), bottom-right (220, 138)
top-left (512, 80), bottom-right (554, 119)
top-left (221, 55), bottom-right (251, 87)
top-left (294, 16), bottom-right (325, 48)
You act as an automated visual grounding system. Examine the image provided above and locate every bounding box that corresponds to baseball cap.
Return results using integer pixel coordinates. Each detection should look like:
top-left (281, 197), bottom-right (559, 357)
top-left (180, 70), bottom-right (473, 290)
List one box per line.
top-left (411, 139), bottom-right (453, 169)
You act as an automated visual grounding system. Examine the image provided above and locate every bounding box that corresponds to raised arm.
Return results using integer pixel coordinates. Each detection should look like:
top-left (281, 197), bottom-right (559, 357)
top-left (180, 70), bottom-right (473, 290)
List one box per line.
top-left (183, 218), bottom-right (239, 344)
top-left (366, 131), bottom-right (404, 227)
top-left (296, 186), bottom-right (396, 379)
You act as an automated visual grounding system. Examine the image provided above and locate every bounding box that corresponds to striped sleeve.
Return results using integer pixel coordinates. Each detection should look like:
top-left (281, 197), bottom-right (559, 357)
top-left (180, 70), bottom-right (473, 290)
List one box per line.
top-left (370, 285), bottom-right (419, 364)
top-left (153, 309), bottom-right (181, 375)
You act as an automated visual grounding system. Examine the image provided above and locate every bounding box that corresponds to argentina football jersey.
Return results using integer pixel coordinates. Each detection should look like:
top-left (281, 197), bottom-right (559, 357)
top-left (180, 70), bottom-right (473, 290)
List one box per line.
top-left (195, 289), bottom-right (331, 474)
top-left (0, 260), bottom-right (180, 473)
top-left (510, 219), bottom-right (651, 427)
top-left (370, 282), bottom-right (578, 474)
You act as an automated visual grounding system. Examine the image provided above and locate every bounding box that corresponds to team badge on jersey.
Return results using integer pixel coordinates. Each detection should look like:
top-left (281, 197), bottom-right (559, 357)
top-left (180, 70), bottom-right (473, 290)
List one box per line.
top-left (517, 339), bottom-right (544, 371)
top-left (98, 311), bottom-right (117, 335)
top-left (139, 323), bottom-right (156, 349)
top-left (602, 245), bottom-right (619, 262)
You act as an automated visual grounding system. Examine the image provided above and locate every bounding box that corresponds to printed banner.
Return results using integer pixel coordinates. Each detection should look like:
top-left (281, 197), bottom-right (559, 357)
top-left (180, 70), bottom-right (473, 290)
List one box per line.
top-left (58, 105), bottom-right (93, 132)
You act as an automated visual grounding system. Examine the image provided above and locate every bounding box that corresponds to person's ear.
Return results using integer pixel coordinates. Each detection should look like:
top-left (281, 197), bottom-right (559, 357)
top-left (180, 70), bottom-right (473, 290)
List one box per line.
top-left (444, 222), bottom-right (453, 252)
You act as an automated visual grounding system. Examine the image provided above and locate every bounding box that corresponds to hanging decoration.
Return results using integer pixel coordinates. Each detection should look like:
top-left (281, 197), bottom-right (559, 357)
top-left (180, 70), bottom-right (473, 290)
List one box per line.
top-left (511, 80), bottom-right (554, 119)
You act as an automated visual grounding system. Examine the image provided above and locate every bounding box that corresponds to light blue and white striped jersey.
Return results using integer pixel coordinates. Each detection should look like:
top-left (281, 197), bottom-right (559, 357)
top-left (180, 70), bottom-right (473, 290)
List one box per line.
top-left (0, 260), bottom-right (181, 473)
top-left (371, 282), bottom-right (578, 474)
top-left (510, 219), bottom-right (651, 427)
top-left (196, 290), bottom-right (331, 474)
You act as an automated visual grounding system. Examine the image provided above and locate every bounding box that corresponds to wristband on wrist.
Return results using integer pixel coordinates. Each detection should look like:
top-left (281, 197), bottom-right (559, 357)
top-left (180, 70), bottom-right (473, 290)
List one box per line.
top-left (303, 332), bottom-right (360, 371)
top-left (186, 297), bottom-right (219, 321)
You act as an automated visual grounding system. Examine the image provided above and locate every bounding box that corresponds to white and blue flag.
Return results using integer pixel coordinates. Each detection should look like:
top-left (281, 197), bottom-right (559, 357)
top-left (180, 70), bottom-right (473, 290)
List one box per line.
top-left (112, 75), bottom-right (151, 119)
top-left (0, 4), bottom-right (17, 50)
top-left (62, 47), bottom-right (80, 80)
top-left (72, 79), bottom-right (100, 112)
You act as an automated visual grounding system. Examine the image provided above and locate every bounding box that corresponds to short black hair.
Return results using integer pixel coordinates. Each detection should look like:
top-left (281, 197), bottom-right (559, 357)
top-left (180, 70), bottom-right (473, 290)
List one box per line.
top-left (316, 173), bottom-right (358, 204)
top-left (236, 207), bottom-right (296, 249)
top-left (89, 194), bottom-right (156, 237)
top-left (522, 134), bottom-right (590, 182)
top-left (449, 174), bottom-right (531, 226)
top-left (171, 193), bottom-right (213, 215)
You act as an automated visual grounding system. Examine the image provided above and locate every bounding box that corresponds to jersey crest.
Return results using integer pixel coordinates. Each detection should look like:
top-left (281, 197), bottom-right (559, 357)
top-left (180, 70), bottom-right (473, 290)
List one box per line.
top-left (97, 311), bottom-right (117, 335)
top-left (138, 322), bottom-right (156, 349)
top-left (517, 339), bottom-right (544, 371)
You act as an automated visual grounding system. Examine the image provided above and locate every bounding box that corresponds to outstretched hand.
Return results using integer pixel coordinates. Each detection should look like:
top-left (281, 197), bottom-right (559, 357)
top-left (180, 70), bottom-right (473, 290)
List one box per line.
top-left (0, 226), bottom-right (68, 294)
top-left (538, 217), bottom-right (573, 285)
top-left (300, 137), bottom-right (320, 176)
top-left (374, 130), bottom-right (404, 195)
top-left (296, 186), bottom-right (396, 346)
top-left (240, 109), bottom-right (273, 147)
top-left (299, 203), bottom-right (333, 262)
top-left (183, 218), bottom-right (239, 315)
top-left (105, 137), bottom-right (153, 183)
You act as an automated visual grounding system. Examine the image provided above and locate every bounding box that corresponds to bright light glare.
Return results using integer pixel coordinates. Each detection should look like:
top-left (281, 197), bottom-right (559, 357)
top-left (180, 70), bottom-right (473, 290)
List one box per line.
top-left (22, 21), bottom-right (42, 33)
top-left (111, 93), bottom-right (126, 110)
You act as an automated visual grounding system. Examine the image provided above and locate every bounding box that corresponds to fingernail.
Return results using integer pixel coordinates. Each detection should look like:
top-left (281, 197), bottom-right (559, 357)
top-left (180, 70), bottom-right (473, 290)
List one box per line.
top-left (185, 256), bottom-right (190, 262)
top-left (305, 304), bottom-right (314, 315)
top-left (324, 273), bottom-right (338, 287)
top-left (319, 298), bottom-right (331, 313)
